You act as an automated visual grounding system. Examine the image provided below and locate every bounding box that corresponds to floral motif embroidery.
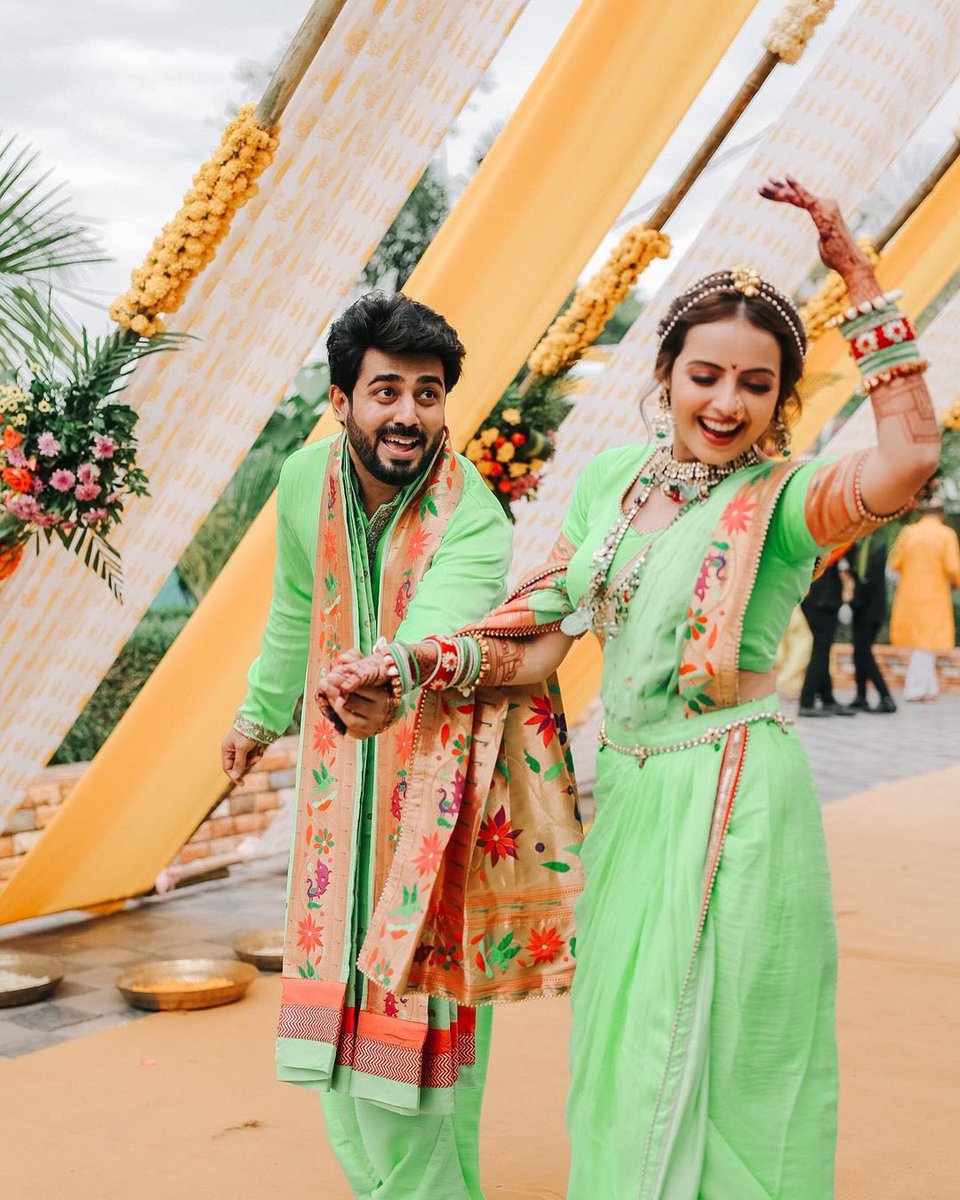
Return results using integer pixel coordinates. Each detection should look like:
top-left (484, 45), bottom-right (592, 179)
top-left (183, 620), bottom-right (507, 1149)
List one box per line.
top-left (720, 490), bottom-right (756, 536)
top-left (394, 722), bottom-right (415, 763)
top-left (297, 915), bottom-right (324, 954)
top-left (435, 943), bottom-right (462, 971)
top-left (407, 527), bottom-right (430, 561)
top-left (412, 832), bottom-right (444, 877)
top-left (313, 716), bottom-right (338, 756)
top-left (524, 694), bottom-right (558, 747)
top-left (525, 925), bottom-right (564, 964)
top-left (313, 827), bottom-right (335, 855)
top-left (477, 804), bottom-right (523, 866)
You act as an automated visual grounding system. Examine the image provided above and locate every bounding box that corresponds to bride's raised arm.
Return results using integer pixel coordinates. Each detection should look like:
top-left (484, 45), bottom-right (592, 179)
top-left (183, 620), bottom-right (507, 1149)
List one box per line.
top-left (761, 176), bottom-right (940, 518)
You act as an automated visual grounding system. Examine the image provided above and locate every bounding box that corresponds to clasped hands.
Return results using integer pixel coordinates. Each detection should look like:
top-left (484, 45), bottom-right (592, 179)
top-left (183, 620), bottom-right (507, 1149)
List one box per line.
top-left (316, 648), bottom-right (396, 739)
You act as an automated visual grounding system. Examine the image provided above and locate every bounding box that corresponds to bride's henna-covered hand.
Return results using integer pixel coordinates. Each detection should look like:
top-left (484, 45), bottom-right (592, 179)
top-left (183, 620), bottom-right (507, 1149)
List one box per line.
top-left (758, 175), bottom-right (875, 292)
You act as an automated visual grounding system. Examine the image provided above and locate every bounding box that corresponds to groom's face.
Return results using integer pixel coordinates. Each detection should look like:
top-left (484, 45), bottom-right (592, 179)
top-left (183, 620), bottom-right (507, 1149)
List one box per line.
top-left (330, 348), bottom-right (447, 488)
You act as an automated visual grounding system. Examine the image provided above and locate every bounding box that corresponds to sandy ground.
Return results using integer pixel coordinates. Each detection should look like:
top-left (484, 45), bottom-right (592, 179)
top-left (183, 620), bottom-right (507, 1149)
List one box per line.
top-left (2, 766), bottom-right (957, 1200)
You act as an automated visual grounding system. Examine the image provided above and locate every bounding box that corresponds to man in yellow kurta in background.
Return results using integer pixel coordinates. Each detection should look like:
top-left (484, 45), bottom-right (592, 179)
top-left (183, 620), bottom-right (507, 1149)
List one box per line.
top-left (889, 497), bottom-right (960, 701)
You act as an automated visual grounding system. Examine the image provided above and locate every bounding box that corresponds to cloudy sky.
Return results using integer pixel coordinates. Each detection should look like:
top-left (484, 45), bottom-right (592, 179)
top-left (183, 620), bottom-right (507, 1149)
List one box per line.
top-left (1, 0), bottom-right (956, 336)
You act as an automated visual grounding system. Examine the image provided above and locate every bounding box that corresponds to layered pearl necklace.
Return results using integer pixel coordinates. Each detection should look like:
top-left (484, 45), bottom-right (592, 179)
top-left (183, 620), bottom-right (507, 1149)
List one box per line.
top-left (560, 444), bottom-right (761, 639)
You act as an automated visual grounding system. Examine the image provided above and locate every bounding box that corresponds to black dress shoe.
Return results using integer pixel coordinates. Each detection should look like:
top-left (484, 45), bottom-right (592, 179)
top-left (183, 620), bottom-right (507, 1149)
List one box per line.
top-left (868, 696), bottom-right (897, 714)
top-left (798, 704), bottom-right (832, 717)
top-left (845, 697), bottom-right (870, 711)
top-left (821, 702), bottom-right (858, 716)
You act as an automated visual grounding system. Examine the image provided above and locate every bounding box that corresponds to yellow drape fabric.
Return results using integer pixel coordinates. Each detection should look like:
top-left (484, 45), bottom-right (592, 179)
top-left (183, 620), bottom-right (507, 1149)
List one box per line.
top-left (0, 0), bottom-right (758, 921)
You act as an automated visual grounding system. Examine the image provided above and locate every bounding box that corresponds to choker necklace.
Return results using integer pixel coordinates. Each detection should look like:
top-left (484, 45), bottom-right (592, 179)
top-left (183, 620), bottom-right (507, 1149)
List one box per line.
top-left (656, 446), bottom-right (762, 503)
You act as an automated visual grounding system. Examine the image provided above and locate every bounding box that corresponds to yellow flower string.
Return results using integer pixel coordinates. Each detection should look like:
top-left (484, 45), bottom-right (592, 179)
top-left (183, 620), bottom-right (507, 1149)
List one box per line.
top-left (764, 0), bottom-right (836, 65)
top-left (798, 237), bottom-right (881, 344)
top-left (110, 105), bottom-right (279, 337)
top-left (526, 226), bottom-right (671, 378)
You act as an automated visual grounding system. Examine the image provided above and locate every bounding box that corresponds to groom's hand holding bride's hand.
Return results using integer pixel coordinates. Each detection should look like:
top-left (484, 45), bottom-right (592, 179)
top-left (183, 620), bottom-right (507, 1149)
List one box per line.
top-left (316, 649), bottom-right (395, 740)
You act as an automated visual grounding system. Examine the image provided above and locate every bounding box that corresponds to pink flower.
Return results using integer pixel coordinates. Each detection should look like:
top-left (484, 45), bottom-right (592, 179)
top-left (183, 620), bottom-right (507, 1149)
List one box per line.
top-left (34, 511), bottom-right (60, 528)
top-left (5, 446), bottom-right (27, 468)
top-left (92, 435), bottom-right (116, 459)
top-left (50, 469), bottom-right (76, 492)
top-left (77, 463), bottom-right (100, 485)
top-left (81, 507), bottom-right (108, 525)
top-left (5, 493), bottom-right (41, 522)
top-left (37, 432), bottom-right (61, 456)
top-left (75, 482), bottom-right (102, 501)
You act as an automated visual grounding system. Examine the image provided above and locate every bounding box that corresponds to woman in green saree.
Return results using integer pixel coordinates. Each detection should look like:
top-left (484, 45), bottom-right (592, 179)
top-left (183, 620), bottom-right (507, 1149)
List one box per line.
top-left (319, 179), bottom-right (940, 1198)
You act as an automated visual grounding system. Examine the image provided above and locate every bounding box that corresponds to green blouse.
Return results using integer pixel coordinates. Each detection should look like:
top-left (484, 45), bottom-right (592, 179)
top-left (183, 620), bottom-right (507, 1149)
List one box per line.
top-left (559, 445), bottom-right (829, 735)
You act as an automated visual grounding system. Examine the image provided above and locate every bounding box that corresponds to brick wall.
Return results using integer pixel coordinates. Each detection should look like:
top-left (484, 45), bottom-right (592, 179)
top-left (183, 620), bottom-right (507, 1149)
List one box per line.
top-left (0, 735), bottom-right (300, 890)
top-left (831, 644), bottom-right (960, 692)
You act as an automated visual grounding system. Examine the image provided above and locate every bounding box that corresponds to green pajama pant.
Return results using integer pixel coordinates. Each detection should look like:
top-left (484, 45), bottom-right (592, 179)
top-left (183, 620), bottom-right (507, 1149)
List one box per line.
top-left (321, 1006), bottom-right (491, 1199)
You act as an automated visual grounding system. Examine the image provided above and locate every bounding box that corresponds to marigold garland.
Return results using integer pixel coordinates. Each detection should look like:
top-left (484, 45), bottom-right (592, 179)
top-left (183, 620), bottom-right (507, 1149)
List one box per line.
top-left (526, 226), bottom-right (671, 378)
top-left (110, 105), bottom-right (279, 337)
top-left (764, 0), bottom-right (836, 65)
top-left (798, 237), bottom-right (881, 345)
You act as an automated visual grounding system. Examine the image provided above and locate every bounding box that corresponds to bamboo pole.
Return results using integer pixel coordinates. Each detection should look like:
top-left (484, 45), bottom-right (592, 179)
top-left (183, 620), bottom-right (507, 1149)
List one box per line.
top-left (254, 0), bottom-right (350, 129)
top-left (646, 51), bottom-right (778, 230)
top-left (874, 134), bottom-right (960, 252)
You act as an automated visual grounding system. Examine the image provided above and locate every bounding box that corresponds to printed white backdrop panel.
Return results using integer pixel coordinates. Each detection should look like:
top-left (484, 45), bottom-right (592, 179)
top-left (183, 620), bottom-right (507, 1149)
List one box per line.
top-left (0, 0), bottom-right (527, 820)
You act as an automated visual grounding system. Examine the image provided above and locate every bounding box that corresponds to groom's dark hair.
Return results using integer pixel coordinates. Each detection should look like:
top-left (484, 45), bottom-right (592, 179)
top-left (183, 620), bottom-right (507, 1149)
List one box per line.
top-left (326, 292), bottom-right (466, 397)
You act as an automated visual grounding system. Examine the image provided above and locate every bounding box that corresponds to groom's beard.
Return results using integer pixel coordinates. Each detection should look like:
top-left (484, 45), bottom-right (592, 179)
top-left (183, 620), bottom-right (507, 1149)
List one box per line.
top-left (344, 411), bottom-right (444, 487)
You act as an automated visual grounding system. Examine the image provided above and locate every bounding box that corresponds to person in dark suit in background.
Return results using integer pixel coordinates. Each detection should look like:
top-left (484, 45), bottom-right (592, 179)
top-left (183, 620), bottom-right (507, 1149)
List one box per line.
top-left (845, 535), bottom-right (896, 713)
top-left (799, 559), bottom-right (858, 717)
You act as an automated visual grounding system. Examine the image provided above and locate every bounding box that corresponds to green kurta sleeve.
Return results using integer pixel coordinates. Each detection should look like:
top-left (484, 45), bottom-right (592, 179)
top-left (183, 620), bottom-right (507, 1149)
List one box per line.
top-left (236, 448), bottom-right (325, 738)
top-left (397, 456), bottom-right (514, 640)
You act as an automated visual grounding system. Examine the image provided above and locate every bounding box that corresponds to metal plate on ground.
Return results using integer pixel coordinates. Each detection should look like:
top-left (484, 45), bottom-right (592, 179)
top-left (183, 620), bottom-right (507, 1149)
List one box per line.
top-left (115, 958), bottom-right (258, 1011)
top-left (232, 930), bottom-right (285, 972)
top-left (0, 951), bottom-right (64, 1007)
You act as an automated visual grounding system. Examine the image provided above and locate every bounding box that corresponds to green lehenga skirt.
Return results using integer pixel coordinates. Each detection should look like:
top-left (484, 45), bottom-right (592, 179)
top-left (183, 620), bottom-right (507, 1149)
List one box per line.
top-left (567, 696), bottom-right (837, 1199)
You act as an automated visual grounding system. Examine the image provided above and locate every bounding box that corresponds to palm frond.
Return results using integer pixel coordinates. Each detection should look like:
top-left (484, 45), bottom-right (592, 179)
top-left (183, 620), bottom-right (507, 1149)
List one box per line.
top-left (70, 327), bottom-right (192, 401)
top-left (0, 282), bottom-right (80, 370)
top-left (0, 135), bottom-right (107, 278)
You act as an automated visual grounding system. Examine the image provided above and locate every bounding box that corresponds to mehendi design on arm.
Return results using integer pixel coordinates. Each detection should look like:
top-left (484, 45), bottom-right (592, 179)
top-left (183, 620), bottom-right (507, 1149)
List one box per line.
top-left (869, 373), bottom-right (940, 444)
top-left (479, 636), bottom-right (527, 687)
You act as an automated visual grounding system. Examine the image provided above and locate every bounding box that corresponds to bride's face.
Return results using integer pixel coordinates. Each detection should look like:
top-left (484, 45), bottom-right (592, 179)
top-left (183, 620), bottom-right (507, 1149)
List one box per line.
top-left (667, 314), bottom-right (782, 464)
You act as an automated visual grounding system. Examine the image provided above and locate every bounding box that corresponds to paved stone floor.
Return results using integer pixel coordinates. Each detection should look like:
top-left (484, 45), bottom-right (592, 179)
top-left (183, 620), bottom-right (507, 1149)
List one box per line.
top-left (0, 691), bottom-right (957, 1060)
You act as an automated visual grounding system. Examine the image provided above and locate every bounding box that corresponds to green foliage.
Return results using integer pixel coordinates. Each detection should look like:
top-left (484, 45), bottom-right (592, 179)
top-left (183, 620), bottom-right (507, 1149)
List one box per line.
top-left (51, 608), bottom-right (193, 763)
top-left (361, 166), bottom-right (450, 291)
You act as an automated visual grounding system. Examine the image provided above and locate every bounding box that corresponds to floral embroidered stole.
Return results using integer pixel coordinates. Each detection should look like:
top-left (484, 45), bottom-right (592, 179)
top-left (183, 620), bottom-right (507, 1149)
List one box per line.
top-left (357, 544), bottom-right (585, 1005)
top-left (679, 460), bottom-right (802, 715)
top-left (278, 434), bottom-right (468, 1072)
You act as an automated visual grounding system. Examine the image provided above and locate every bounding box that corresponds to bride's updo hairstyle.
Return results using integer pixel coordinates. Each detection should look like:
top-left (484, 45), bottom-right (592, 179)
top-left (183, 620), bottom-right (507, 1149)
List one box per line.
top-left (654, 268), bottom-right (808, 433)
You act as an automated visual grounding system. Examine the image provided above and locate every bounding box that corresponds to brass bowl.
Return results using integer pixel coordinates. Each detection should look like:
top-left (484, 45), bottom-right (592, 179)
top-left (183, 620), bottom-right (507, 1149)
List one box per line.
top-left (0, 951), bottom-right (64, 1007)
top-left (232, 930), bottom-right (285, 972)
top-left (115, 958), bottom-right (258, 1012)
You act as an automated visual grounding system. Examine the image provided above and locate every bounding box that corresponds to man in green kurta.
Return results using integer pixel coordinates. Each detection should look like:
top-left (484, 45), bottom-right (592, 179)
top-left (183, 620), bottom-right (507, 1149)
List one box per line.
top-left (221, 293), bottom-right (513, 1198)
